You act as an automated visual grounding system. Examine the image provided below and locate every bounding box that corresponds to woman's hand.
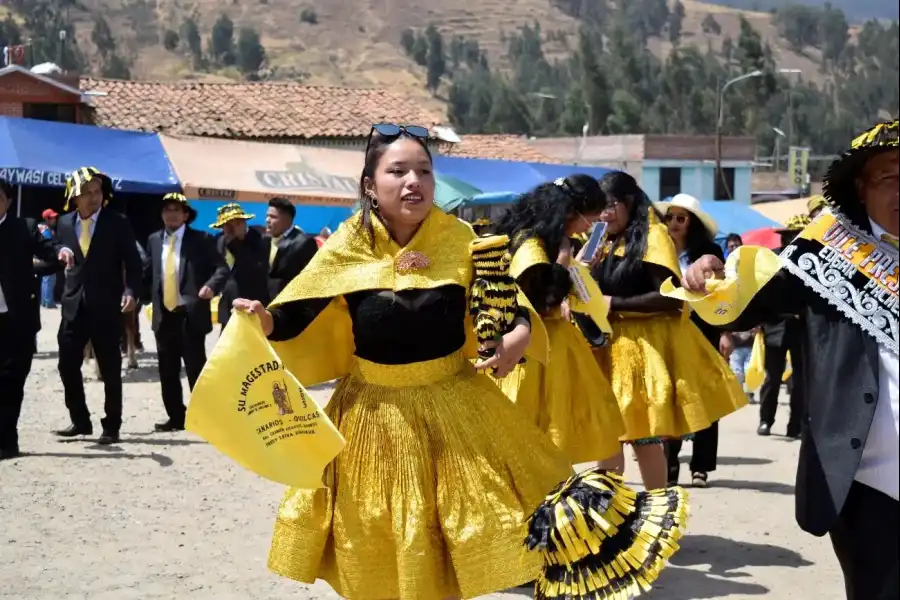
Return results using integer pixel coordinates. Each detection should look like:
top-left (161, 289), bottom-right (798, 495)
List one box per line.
top-left (474, 323), bottom-right (531, 378)
top-left (232, 298), bottom-right (274, 335)
top-left (681, 254), bottom-right (725, 293)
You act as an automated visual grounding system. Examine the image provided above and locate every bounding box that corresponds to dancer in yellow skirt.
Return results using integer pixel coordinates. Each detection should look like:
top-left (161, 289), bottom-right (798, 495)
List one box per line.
top-left (493, 174), bottom-right (625, 464)
top-left (231, 125), bottom-right (688, 599)
top-left (581, 171), bottom-right (746, 491)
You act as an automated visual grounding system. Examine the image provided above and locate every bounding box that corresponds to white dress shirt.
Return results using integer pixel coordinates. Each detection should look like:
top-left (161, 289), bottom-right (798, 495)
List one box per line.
top-left (0, 213), bottom-right (7, 313)
top-left (75, 207), bottom-right (101, 242)
top-left (853, 219), bottom-right (899, 500)
top-left (162, 224), bottom-right (187, 306)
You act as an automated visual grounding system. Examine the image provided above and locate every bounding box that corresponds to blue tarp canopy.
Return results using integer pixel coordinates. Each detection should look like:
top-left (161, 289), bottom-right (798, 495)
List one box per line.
top-left (0, 116), bottom-right (180, 195)
top-left (695, 200), bottom-right (780, 237)
top-left (433, 155), bottom-right (612, 197)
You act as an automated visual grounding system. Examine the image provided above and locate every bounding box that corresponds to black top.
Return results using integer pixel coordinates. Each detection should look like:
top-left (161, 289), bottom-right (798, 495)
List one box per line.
top-left (208, 228), bottom-right (271, 326)
top-left (517, 263), bottom-right (571, 315)
top-left (266, 227), bottom-right (319, 298)
top-left (0, 215), bottom-right (60, 339)
top-left (270, 284), bottom-right (530, 365)
top-left (269, 285), bottom-right (470, 364)
top-left (591, 254), bottom-right (681, 313)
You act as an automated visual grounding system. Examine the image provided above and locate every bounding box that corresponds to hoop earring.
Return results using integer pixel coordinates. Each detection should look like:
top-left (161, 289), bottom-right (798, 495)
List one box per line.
top-left (366, 190), bottom-right (379, 210)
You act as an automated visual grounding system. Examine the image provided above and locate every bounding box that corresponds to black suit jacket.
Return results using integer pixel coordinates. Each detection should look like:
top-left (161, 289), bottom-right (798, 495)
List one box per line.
top-left (56, 209), bottom-right (143, 324)
top-left (726, 269), bottom-right (882, 537)
top-left (206, 228), bottom-right (270, 325)
top-left (146, 227), bottom-right (225, 335)
top-left (687, 240), bottom-right (726, 348)
top-left (266, 227), bottom-right (318, 298)
top-left (0, 215), bottom-right (60, 340)
top-left (22, 218), bottom-right (64, 334)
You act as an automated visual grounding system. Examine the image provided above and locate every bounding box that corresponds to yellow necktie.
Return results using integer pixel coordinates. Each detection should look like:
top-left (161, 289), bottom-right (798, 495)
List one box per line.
top-left (881, 233), bottom-right (899, 249)
top-left (225, 249), bottom-right (235, 268)
top-left (163, 234), bottom-right (179, 311)
top-left (79, 216), bottom-right (93, 257)
top-left (270, 236), bottom-right (281, 267)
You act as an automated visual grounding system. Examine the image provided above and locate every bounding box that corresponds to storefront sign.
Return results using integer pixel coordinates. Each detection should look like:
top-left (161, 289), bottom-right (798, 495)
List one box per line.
top-left (0, 167), bottom-right (124, 190)
top-left (255, 160), bottom-right (357, 197)
top-left (787, 146), bottom-right (809, 189)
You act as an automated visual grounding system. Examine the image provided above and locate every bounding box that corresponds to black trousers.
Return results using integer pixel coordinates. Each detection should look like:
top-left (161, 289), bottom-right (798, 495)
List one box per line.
top-left (0, 316), bottom-right (35, 452)
top-left (666, 421), bottom-right (719, 481)
top-left (57, 311), bottom-right (123, 433)
top-left (155, 310), bottom-right (207, 425)
top-left (830, 482), bottom-right (899, 600)
top-left (759, 337), bottom-right (804, 433)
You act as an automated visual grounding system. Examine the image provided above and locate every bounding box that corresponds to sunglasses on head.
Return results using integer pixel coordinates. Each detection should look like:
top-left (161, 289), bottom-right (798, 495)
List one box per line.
top-left (665, 213), bottom-right (689, 225)
top-left (371, 123), bottom-right (429, 139)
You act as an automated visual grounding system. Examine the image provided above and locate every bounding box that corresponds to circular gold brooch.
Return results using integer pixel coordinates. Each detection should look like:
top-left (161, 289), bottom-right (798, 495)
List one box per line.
top-left (396, 251), bottom-right (430, 273)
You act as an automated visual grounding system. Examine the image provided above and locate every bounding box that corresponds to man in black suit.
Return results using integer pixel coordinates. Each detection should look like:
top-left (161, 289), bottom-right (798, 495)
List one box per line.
top-left (205, 203), bottom-right (269, 328)
top-left (146, 193), bottom-right (225, 431)
top-left (264, 197), bottom-right (318, 298)
top-left (683, 120), bottom-right (899, 600)
top-left (55, 167), bottom-right (143, 445)
top-left (0, 179), bottom-right (62, 459)
top-left (757, 220), bottom-right (807, 439)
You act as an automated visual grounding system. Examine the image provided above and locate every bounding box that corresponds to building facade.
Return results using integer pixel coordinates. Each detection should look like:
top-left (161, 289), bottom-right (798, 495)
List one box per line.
top-left (530, 134), bottom-right (757, 204)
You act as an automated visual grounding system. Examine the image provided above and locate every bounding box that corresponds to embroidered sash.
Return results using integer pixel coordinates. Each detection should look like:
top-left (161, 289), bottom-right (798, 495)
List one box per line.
top-left (780, 212), bottom-right (898, 355)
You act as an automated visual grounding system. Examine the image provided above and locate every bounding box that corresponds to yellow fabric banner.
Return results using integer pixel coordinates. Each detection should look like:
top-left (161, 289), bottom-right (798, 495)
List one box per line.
top-left (745, 332), bottom-right (766, 391)
top-left (186, 311), bottom-right (345, 488)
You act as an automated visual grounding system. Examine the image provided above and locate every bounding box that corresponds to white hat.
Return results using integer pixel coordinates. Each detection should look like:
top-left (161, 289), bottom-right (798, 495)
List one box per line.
top-left (654, 193), bottom-right (718, 239)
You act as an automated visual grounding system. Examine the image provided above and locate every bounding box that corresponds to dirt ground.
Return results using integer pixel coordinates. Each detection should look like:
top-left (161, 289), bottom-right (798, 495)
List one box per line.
top-left (1, 309), bottom-right (844, 599)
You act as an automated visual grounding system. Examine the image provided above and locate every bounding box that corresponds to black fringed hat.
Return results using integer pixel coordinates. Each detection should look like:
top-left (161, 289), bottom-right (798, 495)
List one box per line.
top-left (64, 166), bottom-right (113, 211)
top-left (161, 192), bottom-right (197, 225)
top-left (823, 119), bottom-right (899, 214)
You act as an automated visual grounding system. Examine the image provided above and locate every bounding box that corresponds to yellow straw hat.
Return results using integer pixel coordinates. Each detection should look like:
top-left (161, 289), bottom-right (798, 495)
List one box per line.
top-left (162, 192), bottom-right (198, 225)
top-left (210, 202), bottom-right (255, 229)
top-left (823, 120), bottom-right (898, 216)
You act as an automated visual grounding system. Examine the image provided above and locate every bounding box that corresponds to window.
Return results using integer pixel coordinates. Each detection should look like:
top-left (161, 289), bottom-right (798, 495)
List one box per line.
top-left (23, 103), bottom-right (77, 123)
top-left (659, 168), bottom-right (682, 200)
top-left (714, 167), bottom-right (736, 201)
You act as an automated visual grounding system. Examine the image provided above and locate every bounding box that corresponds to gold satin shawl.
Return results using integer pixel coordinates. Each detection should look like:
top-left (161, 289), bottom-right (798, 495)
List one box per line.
top-left (603, 222), bottom-right (681, 279)
top-left (269, 208), bottom-right (545, 386)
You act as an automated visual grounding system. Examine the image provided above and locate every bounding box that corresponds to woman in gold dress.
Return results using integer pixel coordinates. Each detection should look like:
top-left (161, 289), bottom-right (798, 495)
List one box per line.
top-left (584, 172), bottom-right (746, 491)
top-left (493, 175), bottom-right (625, 465)
top-left (233, 126), bottom-right (687, 599)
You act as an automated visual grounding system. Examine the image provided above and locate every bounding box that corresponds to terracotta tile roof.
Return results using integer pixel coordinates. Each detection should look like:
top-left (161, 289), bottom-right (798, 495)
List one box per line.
top-left (79, 77), bottom-right (442, 139)
top-left (440, 134), bottom-right (558, 163)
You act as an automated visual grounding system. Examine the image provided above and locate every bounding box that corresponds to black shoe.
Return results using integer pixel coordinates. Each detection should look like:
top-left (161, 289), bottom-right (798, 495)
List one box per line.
top-left (97, 431), bottom-right (120, 445)
top-left (154, 419), bottom-right (185, 432)
top-left (757, 423), bottom-right (772, 436)
top-left (785, 428), bottom-right (802, 439)
top-left (55, 424), bottom-right (93, 437)
top-left (0, 447), bottom-right (21, 460)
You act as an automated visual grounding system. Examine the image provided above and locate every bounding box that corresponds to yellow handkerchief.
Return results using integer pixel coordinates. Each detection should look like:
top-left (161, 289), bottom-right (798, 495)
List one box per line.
top-left (659, 245), bottom-right (782, 326)
top-left (568, 261), bottom-right (612, 334)
top-left (186, 311), bottom-right (345, 488)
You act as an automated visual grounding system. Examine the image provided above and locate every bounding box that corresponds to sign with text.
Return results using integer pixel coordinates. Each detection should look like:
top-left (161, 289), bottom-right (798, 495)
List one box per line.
top-left (787, 146), bottom-right (809, 190)
top-left (0, 167), bottom-right (124, 190)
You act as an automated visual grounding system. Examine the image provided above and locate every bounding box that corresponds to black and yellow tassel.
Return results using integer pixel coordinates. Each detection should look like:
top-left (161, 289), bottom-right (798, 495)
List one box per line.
top-left (469, 234), bottom-right (520, 363)
top-left (526, 468), bottom-right (689, 599)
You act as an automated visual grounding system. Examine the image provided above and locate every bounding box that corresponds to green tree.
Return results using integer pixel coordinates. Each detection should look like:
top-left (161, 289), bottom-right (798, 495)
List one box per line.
top-left (819, 3), bottom-right (849, 67)
top-left (237, 26), bottom-right (266, 76)
top-left (425, 24), bottom-right (446, 92)
top-left (773, 4), bottom-right (820, 52)
top-left (163, 30), bottom-right (179, 51)
top-left (181, 16), bottom-right (203, 68)
top-left (701, 14), bottom-right (721, 35)
top-left (91, 16), bottom-right (116, 57)
top-left (400, 28), bottom-right (416, 55)
top-left (578, 27), bottom-right (610, 134)
top-left (411, 33), bottom-right (428, 66)
top-left (211, 13), bottom-right (235, 66)
top-left (668, 0), bottom-right (685, 44)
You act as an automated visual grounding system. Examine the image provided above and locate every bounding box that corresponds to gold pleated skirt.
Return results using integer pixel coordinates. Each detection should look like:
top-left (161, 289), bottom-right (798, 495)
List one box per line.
top-left (499, 316), bottom-right (625, 463)
top-left (268, 349), bottom-right (573, 600)
top-left (594, 312), bottom-right (747, 442)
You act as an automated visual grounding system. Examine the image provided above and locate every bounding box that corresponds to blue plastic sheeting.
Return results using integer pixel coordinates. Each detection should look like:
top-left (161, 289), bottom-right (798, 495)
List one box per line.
top-left (189, 200), bottom-right (353, 235)
top-left (469, 191), bottom-right (522, 205)
top-left (695, 200), bottom-right (780, 237)
top-left (0, 116), bottom-right (180, 194)
top-left (433, 155), bottom-right (612, 195)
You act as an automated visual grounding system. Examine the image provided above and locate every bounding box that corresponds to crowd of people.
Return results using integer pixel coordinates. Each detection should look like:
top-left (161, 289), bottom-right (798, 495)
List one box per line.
top-left (0, 118), bottom-right (896, 600)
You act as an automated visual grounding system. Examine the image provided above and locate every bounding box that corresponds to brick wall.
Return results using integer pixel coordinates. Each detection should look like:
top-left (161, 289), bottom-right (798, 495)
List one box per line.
top-left (0, 102), bottom-right (23, 117)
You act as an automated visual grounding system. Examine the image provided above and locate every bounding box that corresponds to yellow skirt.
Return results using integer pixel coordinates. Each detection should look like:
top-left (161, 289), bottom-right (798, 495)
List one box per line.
top-left (594, 313), bottom-right (747, 442)
top-left (499, 317), bottom-right (625, 463)
top-left (268, 350), bottom-right (572, 600)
